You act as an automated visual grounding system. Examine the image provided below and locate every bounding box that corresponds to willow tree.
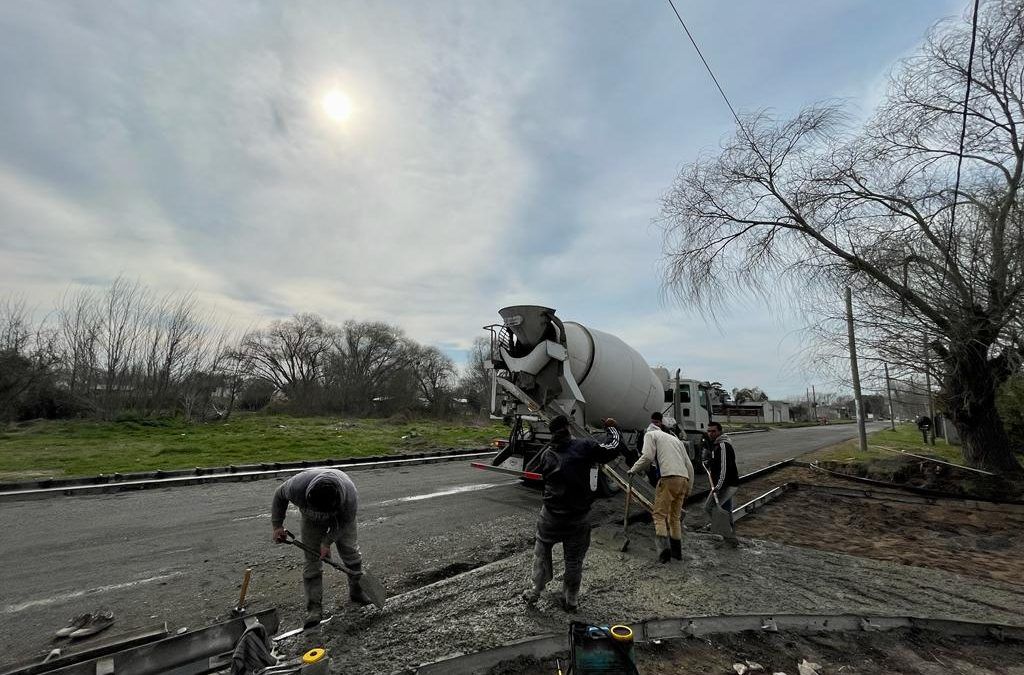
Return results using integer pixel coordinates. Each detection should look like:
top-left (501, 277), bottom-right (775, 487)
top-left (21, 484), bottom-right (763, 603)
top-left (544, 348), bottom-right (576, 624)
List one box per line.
top-left (660, 1), bottom-right (1024, 472)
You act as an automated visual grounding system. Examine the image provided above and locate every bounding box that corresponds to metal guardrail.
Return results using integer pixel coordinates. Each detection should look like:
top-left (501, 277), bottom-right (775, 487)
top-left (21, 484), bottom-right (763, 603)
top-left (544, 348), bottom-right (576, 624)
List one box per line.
top-left (412, 613), bottom-right (1024, 674)
top-left (0, 449), bottom-right (497, 502)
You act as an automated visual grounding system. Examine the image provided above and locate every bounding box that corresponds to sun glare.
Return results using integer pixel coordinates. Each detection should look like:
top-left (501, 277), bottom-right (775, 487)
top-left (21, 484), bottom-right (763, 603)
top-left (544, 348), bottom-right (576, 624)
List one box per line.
top-left (322, 89), bottom-right (353, 123)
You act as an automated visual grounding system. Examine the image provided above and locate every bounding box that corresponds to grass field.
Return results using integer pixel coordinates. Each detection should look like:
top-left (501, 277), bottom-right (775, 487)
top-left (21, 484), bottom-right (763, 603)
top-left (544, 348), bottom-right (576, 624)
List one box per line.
top-left (808, 424), bottom-right (963, 463)
top-left (0, 414), bottom-right (508, 479)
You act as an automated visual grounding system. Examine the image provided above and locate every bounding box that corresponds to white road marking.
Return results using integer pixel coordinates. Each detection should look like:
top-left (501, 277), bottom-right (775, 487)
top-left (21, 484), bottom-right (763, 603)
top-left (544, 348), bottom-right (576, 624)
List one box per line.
top-left (232, 483), bottom-right (516, 522)
top-left (372, 481), bottom-right (517, 508)
top-left (3, 572), bottom-right (185, 614)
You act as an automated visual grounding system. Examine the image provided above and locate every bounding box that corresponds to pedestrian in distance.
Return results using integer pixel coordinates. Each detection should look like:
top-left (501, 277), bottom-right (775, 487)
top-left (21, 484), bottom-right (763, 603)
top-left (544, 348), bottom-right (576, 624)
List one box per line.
top-left (704, 421), bottom-right (740, 548)
top-left (917, 415), bottom-right (932, 444)
top-left (271, 468), bottom-right (373, 629)
top-left (522, 414), bottom-right (624, 612)
top-left (627, 424), bottom-right (694, 563)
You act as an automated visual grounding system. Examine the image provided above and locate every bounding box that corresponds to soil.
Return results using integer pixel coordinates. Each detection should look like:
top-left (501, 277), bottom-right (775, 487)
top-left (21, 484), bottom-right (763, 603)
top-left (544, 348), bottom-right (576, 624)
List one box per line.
top-left (815, 456), bottom-right (1024, 502)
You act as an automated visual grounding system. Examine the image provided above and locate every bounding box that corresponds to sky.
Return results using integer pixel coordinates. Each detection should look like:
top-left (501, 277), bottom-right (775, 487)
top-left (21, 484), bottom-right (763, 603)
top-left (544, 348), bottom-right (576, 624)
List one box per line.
top-left (0, 0), bottom-right (965, 398)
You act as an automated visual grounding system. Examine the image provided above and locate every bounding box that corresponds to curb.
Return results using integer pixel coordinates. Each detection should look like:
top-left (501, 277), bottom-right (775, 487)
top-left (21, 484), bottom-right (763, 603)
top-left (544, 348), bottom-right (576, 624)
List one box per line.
top-left (0, 449), bottom-right (498, 502)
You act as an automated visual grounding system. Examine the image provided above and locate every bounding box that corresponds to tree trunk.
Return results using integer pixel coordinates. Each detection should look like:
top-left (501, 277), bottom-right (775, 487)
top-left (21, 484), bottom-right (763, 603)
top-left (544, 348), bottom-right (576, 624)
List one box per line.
top-left (944, 344), bottom-right (1021, 474)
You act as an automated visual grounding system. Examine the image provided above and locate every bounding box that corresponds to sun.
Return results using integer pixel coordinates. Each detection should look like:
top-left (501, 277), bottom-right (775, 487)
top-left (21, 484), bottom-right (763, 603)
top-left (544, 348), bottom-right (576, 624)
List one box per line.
top-left (322, 89), bottom-right (353, 123)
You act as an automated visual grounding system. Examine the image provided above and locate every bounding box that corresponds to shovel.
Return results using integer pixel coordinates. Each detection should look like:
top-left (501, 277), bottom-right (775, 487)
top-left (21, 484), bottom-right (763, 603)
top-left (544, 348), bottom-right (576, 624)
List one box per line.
top-left (619, 484), bottom-right (633, 552)
top-left (283, 530), bottom-right (387, 609)
top-left (701, 462), bottom-right (733, 538)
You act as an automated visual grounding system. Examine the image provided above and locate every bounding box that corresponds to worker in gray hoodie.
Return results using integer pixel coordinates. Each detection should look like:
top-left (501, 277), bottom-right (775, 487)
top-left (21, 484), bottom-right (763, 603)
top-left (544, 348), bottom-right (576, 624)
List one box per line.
top-left (271, 468), bottom-right (372, 628)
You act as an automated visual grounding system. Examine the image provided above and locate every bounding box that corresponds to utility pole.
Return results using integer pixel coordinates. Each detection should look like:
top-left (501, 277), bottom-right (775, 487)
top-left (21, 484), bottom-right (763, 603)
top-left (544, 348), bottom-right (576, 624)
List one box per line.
top-left (811, 384), bottom-right (818, 422)
top-left (806, 387), bottom-right (811, 422)
top-left (884, 362), bottom-right (896, 431)
top-left (846, 288), bottom-right (868, 454)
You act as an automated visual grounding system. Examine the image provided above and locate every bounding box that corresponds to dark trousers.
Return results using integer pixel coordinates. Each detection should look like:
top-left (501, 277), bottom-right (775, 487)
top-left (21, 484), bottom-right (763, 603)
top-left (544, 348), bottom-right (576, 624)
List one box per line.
top-left (530, 507), bottom-right (591, 606)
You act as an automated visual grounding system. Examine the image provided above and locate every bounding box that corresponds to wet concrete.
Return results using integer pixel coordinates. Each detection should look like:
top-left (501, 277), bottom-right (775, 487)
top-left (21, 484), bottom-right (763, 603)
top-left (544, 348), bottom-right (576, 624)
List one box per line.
top-left (305, 523), bottom-right (1024, 674)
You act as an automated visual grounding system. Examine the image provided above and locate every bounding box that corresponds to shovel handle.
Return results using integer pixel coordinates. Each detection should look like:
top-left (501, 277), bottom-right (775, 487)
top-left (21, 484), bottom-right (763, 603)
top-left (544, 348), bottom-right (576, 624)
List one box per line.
top-left (701, 462), bottom-right (721, 506)
top-left (236, 568), bottom-right (252, 609)
top-left (282, 530), bottom-right (360, 578)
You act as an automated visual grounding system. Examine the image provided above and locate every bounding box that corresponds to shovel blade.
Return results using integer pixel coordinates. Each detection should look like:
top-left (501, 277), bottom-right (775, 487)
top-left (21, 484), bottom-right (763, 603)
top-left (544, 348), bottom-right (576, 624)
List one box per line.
top-left (356, 571), bottom-right (388, 609)
top-left (709, 503), bottom-right (733, 538)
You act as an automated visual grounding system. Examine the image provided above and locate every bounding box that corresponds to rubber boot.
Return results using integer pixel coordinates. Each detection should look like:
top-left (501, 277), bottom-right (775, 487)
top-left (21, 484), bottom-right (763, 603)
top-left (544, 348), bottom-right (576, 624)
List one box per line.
top-left (656, 536), bottom-right (672, 564)
top-left (348, 565), bottom-right (374, 606)
top-left (670, 538), bottom-right (682, 560)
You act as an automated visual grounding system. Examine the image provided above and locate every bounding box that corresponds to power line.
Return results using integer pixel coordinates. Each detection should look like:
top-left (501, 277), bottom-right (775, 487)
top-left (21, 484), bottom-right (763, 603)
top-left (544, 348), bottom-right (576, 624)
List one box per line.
top-left (943, 0), bottom-right (981, 280)
top-left (665, 0), bottom-right (743, 130)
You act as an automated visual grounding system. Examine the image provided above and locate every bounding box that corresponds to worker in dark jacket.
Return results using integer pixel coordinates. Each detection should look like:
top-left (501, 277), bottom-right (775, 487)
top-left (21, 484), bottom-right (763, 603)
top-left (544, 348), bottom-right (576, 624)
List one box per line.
top-left (271, 468), bottom-right (373, 628)
top-left (522, 415), bottom-right (624, 612)
top-left (704, 421), bottom-right (740, 547)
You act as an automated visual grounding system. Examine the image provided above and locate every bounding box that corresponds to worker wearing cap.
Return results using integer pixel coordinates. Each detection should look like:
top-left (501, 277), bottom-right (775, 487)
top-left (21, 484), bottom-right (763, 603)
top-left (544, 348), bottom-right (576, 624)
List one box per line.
top-left (271, 468), bottom-right (373, 628)
top-left (627, 424), bottom-right (694, 563)
top-left (522, 415), bottom-right (624, 612)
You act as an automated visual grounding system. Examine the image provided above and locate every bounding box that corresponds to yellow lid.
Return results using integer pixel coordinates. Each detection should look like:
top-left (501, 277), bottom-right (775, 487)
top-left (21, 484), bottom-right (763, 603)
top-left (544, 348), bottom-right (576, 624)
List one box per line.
top-left (610, 625), bottom-right (633, 642)
top-left (302, 648), bottom-right (326, 664)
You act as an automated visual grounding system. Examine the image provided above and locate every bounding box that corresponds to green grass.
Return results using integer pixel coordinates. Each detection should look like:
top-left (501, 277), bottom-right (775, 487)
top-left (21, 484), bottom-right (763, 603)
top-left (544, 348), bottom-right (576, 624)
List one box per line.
top-left (0, 414), bottom-right (508, 479)
top-left (807, 424), bottom-right (963, 464)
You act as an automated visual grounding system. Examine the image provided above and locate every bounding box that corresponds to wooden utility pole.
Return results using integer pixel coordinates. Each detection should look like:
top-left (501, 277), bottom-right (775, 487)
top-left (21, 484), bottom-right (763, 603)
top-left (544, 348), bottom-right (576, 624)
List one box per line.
top-left (811, 384), bottom-right (818, 421)
top-left (846, 288), bottom-right (868, 454)
top-left (884, 362), bottom-right (896, 431)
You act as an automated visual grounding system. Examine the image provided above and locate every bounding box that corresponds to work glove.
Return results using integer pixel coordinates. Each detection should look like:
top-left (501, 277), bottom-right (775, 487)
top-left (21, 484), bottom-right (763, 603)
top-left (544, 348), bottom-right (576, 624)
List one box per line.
top-left (271, 526), bottom-right (287, 543)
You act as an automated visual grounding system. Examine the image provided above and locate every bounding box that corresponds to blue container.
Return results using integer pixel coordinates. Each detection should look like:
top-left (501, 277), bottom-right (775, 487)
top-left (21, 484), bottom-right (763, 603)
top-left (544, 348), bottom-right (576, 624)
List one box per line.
top-left (570, 622), bottom-right (636, 674)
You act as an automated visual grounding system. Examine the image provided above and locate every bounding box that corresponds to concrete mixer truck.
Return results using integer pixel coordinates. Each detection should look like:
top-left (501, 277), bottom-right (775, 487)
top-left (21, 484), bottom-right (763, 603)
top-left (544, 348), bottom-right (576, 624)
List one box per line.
top-left (471, 305), bottom-right (714, 508)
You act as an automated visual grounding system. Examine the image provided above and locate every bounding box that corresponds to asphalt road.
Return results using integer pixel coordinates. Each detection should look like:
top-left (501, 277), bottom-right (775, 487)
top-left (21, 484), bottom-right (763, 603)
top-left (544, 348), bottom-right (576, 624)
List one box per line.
top-left (0, 422), bottom-right (880, 663)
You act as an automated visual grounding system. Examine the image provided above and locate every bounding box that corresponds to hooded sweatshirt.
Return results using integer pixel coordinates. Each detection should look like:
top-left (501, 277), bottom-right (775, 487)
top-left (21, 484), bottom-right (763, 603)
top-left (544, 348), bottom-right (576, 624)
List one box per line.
top-left (271, 469), bottom-right (358, 539)
top-left (535, 427), bottom-right (624, 520)
top-left (708, 434), bottom-right (739, 491)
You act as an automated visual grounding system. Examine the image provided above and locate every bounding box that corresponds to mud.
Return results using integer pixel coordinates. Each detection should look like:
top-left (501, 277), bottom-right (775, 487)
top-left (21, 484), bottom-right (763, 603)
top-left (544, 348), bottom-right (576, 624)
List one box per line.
top-left (283, 519), bottom-right (1024, 674)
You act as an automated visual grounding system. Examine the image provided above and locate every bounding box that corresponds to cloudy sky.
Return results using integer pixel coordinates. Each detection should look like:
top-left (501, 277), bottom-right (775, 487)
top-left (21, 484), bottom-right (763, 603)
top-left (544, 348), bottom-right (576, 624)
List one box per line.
top-left (1, 1), bottom-right (964, 398)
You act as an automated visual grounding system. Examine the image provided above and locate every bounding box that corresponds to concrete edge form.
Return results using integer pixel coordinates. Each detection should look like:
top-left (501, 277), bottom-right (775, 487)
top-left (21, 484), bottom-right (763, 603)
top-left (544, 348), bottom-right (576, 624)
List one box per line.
top-left (411, 613), bottom-right (1024, 674)
top-left (3, 609), bottom-right (279, 675)
top-left (802, 461), bottom-right (1024, 505)
top-left (685, 458), bottom-right (794, 506)
top-left (0, 624), bottom-right (169, 675)
top-left (0, 450), bottom-right (498, 502)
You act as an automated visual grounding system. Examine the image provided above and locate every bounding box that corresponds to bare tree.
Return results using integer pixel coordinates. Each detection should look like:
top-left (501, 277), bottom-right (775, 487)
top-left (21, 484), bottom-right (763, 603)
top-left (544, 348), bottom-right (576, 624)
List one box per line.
top-left (661, 1), bottom-right (1024, 472)
top-left (457, 337), bottom-right (492, 414)
top-left (327, 320), bottom-right (415, 414)
top-left (241, 313), bottom-right (333, 411)
top-left (411, 345), bottom-right (457, 414)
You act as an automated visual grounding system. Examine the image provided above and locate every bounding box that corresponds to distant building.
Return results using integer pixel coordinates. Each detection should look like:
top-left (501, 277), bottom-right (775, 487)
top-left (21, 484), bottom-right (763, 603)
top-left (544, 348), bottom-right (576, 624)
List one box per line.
top-left (713, 400), bottom-right (791, 423)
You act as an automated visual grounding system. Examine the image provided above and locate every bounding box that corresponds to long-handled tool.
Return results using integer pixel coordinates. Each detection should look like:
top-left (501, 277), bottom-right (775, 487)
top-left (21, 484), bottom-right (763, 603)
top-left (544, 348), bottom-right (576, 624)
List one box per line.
top-left (619, 484), bottom-right (633, 552)
top-left (701, 462), bottom-right (733, 538)
top-left (283, 530), bottom-right (387, 609)
top-left (230, 567), bottom-right (252, 616)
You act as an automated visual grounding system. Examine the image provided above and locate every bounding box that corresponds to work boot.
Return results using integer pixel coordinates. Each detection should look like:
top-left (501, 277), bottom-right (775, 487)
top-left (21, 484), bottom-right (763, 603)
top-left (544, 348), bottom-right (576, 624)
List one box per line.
top-left (349, 581), bottom-right (374, 607)
top-left (521, 588), bottom-right (541, 605)
top-left (670, 538), bottom-right (682, 560)
top-left (656, 536), bottom-right (672, 564)
top-left (303, 612), bottom-right (331, 630)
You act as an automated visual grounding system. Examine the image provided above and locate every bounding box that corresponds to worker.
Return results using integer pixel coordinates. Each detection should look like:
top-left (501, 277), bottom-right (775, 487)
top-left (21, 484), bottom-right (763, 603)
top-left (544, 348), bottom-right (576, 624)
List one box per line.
top-left (627, 424), bottom-right (694, 563)
top-left (271, 468), bottom-right (373, 628)
top-left (704, 421), bottom-right (740, 547)
top-left (522, 415), bottom-right (624, 612)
